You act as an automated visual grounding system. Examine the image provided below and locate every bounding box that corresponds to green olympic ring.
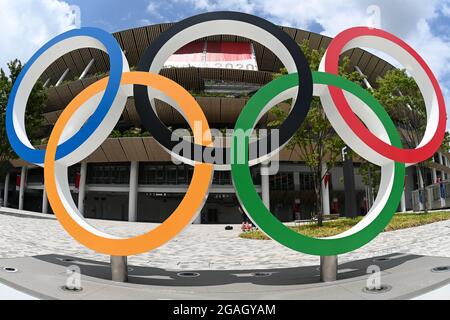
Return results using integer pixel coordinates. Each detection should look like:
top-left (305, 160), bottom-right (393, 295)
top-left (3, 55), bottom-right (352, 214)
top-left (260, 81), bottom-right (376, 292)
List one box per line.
top-left (231, 71), bottom-right (405, 256)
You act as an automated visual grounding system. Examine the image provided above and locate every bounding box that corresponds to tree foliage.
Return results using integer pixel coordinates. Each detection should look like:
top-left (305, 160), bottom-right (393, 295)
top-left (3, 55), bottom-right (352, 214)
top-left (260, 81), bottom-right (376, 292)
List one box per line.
top-left (269, 40), bottom-right (363, 225)
top-left (373, 69), bottom-right (450, 212)
top-left (0, 59), bottom-right (46, 177)
top-left (374, 69), bottom-right (426, 150)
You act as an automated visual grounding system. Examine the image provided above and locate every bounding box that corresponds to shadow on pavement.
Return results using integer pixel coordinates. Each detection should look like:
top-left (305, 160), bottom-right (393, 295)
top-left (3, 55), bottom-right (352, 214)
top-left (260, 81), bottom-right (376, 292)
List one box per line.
top-left (34, 253), bottom-right (422, 287)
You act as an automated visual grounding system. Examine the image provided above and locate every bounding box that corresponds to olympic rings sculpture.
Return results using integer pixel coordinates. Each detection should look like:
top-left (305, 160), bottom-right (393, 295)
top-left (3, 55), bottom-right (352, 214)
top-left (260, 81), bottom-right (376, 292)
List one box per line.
top-left (6, 12), bottom-right (446, 256)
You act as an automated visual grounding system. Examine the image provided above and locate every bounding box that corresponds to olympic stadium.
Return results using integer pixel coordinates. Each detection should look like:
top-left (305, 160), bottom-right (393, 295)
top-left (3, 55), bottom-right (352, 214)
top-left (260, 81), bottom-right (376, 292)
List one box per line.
top-left (2, 22), bottom-right (450, 224)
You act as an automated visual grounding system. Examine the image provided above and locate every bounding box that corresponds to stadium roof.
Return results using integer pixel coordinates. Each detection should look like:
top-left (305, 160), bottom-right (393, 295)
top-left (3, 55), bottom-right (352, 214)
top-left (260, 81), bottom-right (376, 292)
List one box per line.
top-left (40, 23), bottom-right (395, 98)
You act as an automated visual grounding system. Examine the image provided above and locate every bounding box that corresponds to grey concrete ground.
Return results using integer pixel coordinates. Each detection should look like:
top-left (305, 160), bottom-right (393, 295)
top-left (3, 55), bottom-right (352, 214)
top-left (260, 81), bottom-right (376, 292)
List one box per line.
top-left (413, 283), bottom-right (450, 300)
top-left (1, 207), bottom-right (450, 270)
top-left (1, 207), bottom-right (450, 300)
top-left (1, 254), bottom-right (449, 300)
top-left (0, 282), bottom-right (37, 300)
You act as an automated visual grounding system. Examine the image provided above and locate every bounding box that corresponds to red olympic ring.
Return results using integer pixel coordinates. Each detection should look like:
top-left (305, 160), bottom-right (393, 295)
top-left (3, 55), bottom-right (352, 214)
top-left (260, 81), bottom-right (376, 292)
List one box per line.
top-left (324, 27), bottom-right (447, 164)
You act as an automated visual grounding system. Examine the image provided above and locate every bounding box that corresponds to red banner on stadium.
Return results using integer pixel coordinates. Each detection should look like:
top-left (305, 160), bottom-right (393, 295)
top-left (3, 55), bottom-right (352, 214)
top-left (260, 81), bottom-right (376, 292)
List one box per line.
top-left (164, 41), bottom-right (258, 71)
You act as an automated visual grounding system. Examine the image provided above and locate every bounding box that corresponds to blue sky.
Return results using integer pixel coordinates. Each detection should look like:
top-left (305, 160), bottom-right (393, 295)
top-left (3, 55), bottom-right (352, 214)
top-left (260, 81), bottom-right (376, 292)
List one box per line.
top-left (65, 0), bottom-right (329, 34)
top-left (64, 0), bottom-right (327, 34)
top-left (1, 0), bottom-right (450, 128)
top-left (65, 0), bottom-right (184, 32)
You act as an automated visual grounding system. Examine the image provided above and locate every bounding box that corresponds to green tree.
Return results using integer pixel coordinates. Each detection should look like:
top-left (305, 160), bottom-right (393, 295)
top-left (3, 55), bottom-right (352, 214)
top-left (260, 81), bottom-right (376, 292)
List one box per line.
top-left (358, 161), bottom-right (381, 208)
top-left (373, 69), bottom-right (449, 213)
top-left (0, 59), bottom-right (46, 178)
top-left (269, 40), bottom-right (362, 226)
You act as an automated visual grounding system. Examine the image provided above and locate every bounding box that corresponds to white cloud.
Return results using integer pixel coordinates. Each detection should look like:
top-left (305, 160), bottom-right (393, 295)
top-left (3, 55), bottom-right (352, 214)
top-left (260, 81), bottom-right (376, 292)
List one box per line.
top-left (146, 2), bottom-right (164, 20)
top-left (0, 0), bottom-right (80, 72)
top-left (186, 0), bottom-right (256, 13)
top-left (147, 2), bottom-right (160, 13)
top-left (442, 3), bottom-right (450, 17)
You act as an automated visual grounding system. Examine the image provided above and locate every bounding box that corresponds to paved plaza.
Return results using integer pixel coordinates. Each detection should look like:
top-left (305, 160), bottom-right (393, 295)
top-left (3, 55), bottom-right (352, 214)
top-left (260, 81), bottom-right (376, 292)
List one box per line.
top-left (1, 208), bottom-right (450, 270)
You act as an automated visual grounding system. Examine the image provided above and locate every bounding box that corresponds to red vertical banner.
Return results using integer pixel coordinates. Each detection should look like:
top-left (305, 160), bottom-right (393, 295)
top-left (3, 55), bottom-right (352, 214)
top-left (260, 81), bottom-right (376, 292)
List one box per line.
top-left (323, 172), bottom-right (330, 188)
top-left (15, 174), bottom-right (21, 191)
top-left (75, 172), bottom-right (81, 190)
top-left (331, 198), bottom-right (340, 215)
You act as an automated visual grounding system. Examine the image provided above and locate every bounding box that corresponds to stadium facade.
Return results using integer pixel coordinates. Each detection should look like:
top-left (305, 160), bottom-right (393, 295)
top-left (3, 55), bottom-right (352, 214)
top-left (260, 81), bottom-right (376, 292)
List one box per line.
top-left (2, 23), bottom-right (450, 223)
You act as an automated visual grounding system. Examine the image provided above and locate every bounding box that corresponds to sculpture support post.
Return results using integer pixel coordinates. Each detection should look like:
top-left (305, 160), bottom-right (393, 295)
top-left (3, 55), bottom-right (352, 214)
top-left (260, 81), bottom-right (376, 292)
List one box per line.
top-left (320, 256), bottom-right (338, 282)
top-left (111, 256), bottom-right (128, 282)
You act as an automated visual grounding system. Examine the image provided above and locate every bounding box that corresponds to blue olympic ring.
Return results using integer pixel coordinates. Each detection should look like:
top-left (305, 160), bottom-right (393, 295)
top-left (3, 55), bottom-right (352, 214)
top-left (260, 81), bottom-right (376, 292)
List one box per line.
top-left (6, 27), bottom-right (124, 164)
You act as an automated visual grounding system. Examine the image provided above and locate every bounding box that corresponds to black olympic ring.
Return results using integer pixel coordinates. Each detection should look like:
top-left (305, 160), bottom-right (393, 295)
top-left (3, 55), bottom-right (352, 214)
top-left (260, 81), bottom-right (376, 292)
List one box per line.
top-left (134, 11), bottom-right (313, 167)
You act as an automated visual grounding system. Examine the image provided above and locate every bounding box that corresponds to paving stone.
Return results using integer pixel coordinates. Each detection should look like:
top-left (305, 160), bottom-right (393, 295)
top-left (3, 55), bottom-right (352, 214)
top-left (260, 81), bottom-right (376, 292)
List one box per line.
top-left (0, 209), bottom-right (450, 270)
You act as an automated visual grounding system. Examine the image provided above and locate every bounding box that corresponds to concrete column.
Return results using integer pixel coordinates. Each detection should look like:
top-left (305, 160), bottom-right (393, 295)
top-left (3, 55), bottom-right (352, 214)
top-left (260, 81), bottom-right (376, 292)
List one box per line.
top-left (261, 162), bottom-right (270, 209)
top-left (42, 187), bottom-right (49, 214)
top-left (418, 168), bottom-right (424, 211)
top-left (355, 66), bottom-right (373, 90)
top-left (321, 163), bottom-right (330, 215)
top-left (43, 78), bottom-right (51, 88)
top-left (444, 157), bottom-right (449, 181)
top-left (55, 68), bottom-right (70, 87)
top-left (432, 156), bottom-right (438, 183)
top-left (432, 169), bottom-right (438, 183)
top-left (79, 59), bottom-right (95, 80)
top-left (18, 167), bottom-right (27, 211)
top-left (400, 191), bottom-right (406, 212)
top-left (418, 169), bottom-right (424, 188)
top-left (3, 172), bottom-right (10, 208)
top-left (293, 171), bottom-right (300, 191)
top-left (128, 161), bottom-right (139, 222)
top-left (77, 162), bottom-right (87, 216)
top-left (439, 153), bottom-right (446, 181)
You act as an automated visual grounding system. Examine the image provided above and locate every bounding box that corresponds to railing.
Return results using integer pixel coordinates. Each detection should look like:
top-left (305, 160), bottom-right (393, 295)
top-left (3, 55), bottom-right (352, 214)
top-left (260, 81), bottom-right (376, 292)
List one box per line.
top-left (412, 181), bottom-right (450, 211)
